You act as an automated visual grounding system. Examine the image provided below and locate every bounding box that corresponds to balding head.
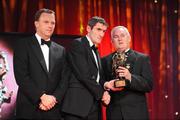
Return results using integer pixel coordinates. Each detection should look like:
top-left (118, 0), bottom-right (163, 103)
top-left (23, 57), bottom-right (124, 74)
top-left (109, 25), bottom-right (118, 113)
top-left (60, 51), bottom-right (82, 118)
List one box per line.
top-left (111, 26), bottom-right (131, 41)
top-left (111, 26), bottom-right (131, 52)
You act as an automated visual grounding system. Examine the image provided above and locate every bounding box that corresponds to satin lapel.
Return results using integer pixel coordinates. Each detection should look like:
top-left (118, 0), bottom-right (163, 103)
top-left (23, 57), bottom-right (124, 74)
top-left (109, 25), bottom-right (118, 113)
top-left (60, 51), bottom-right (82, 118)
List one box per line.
top-left (49, 42), bottom-right (57, 72)
top-left (30, 36), bottom-right (48, 73)
top-left (109, 53), bottom-right (115, 79)
top-left (82, 37), bottom-right (97, 68)
top-left (96, 51), bottom-right (102, 71)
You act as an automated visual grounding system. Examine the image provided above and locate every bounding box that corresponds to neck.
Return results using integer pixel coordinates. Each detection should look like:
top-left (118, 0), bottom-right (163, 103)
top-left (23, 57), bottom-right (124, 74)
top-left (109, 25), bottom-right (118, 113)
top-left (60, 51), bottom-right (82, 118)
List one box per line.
top-left (117, 48), bottom-right (129, 53)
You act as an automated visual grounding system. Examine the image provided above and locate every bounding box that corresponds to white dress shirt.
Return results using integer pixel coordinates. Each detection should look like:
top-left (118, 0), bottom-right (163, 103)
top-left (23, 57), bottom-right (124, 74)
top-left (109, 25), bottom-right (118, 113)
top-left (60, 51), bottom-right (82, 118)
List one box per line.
top-left (35, 33), bottom-right (50, 71)
top-left (86, 35), bottom-right (100, 83)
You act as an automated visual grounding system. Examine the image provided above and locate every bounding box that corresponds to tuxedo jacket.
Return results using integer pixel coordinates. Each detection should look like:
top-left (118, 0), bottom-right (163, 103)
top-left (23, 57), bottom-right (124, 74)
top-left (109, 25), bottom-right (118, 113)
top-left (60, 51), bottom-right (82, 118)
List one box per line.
top-left (62, 37), bottom-right (104, 117)
top-left (13, 36), bottom-right (69, 119)
top-left (102, 49), bottom-right (153, 120)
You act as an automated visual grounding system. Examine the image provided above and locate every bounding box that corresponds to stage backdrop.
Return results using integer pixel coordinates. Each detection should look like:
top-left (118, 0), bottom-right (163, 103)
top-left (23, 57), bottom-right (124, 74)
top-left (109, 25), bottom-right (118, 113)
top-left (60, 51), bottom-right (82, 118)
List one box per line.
top-left (0, 0), bottom-right (179, 120)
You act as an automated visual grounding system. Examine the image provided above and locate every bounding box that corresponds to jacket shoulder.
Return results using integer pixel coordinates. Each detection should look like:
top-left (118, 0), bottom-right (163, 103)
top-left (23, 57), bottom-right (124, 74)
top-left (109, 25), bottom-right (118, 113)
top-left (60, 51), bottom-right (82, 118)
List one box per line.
top-left (52, 41), bottom-right (64, 50)
top-left (133, 50), bottom-right (149, 58)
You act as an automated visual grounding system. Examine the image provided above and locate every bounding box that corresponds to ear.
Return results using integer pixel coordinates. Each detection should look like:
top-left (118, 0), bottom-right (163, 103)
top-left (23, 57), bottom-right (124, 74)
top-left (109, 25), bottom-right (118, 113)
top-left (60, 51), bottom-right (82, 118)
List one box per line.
top-left (128, 38), bottom-right (131, 44)
top-left (34, 21), bottom-right (38, 28)
top-left (86, 25), bottom-right (91, 32)
top-left (128, 35), bottom-right (131, 42)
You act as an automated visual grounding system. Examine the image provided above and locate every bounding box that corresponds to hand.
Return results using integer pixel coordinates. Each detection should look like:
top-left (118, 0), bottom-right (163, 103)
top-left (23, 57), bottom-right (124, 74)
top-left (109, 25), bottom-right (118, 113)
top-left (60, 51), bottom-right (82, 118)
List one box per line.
top-left (104, 80), bottom-right (124, 92)
top-left (40, 94), bottom-right (57, 110)
top-left (39, 102), bottom-right (48, 111)
top-left (116, 66), bottom-right (131, 81)
top-left (101, 91), bottom-right (111, 106)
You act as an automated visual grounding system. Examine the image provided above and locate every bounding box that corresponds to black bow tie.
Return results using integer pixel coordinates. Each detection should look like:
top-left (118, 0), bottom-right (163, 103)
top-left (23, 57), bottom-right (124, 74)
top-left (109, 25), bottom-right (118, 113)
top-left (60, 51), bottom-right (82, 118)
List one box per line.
top-left (41, 39), bottom-right (51, 47)
top-left (91, 45), bottom-right (98, 51)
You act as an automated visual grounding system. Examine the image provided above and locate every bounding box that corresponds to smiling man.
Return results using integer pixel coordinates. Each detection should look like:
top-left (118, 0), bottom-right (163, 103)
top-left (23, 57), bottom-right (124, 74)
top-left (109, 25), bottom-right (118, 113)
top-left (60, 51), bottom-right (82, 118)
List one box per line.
top-left (102, 26), bottom-right (153, 120)
top-left (62, 16), bottom-right (110, 120)
top-left (13, 8), bottom-right (69, 119)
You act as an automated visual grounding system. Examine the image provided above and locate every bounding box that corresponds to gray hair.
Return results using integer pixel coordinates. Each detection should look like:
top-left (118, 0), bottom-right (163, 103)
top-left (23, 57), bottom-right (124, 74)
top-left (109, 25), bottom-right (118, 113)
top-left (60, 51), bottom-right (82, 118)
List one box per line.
top-left (111, 26), bottom-right (131, 40)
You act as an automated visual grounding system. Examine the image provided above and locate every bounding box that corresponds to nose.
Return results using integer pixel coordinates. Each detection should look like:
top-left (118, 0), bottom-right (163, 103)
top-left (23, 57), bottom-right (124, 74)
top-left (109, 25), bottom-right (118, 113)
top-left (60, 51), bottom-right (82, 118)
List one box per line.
top-left (117, 37), bottom-right (122, 41)
top-left (48, 22), bottom-right (55, 28)
top-left (48, 23), bottom-right (53, 28)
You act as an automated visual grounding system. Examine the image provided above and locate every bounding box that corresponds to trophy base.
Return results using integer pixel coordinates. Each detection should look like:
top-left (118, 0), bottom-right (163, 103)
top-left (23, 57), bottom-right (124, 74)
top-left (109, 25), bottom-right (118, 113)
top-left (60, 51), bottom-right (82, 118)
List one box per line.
top-left (114, 79), bottom-right (126, 88)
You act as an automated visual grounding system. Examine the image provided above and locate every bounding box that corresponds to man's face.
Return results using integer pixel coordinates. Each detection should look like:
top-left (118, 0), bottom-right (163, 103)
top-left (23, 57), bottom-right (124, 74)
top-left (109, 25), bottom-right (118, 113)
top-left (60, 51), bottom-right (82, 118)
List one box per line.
top-left (112, 28), bottom-right (130, 52)
top-left (87, 22), bottom-right (107, 45)
top-left (35, 13), bottom-right (55, 39)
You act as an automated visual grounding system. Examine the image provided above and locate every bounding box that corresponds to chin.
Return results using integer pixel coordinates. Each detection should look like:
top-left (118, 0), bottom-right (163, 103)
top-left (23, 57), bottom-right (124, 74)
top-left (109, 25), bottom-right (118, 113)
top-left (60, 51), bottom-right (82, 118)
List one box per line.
top-left (96, 40), bottom-right (102, 44)
top-left (45, 34), bottom-right (52, 37)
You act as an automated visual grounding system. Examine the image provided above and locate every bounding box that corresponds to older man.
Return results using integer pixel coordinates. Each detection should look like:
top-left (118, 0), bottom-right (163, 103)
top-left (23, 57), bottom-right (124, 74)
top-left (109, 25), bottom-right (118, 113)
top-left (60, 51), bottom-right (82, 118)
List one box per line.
top-left (102, 26), bottom-right (153, 120)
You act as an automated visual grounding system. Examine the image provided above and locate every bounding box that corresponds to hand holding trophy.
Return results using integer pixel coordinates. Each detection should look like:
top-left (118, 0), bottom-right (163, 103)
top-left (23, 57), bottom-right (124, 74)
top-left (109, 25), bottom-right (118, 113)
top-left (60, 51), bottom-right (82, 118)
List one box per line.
top-left (112, 51), bottom-right (130, 88)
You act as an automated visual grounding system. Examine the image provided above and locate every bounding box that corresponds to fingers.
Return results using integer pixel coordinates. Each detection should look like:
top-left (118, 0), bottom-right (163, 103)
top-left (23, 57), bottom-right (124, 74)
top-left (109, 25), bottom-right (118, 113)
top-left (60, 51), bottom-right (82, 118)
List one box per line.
top-left (111, 87), bottom-right (124, 92)
top-left (39, 103), bottom-right (48, 111)
top-left (103, 99), bottom-right (110, 106)
top-left (116, 66), bottom-right (131, 80)
top-left (39, 94), bottom-right (57, 111)
top-left (104, 79), bottom-right (124, 92)
top-left (39, 101), bottom-right (56, 111)
top-left (104, 79), bottom-right (119, 91)
top-left (102, 91), bottom-right (111, 106)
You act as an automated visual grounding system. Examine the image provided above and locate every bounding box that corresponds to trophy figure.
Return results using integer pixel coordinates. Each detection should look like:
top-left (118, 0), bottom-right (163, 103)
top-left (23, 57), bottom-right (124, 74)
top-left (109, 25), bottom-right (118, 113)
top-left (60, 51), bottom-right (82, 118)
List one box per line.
top-left (112, 51), bottom-right (130, 88)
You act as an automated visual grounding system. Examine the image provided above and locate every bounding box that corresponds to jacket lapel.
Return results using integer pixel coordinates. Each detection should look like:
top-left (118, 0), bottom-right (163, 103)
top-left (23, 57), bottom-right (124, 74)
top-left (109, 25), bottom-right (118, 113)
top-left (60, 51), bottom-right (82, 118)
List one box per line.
top-left (125, 49), bottom-right (136, 73)
top-left (49, 42), bottom-right (58, 72)
top-left (82, 37), bottom-right (98, 68)
top-left (30, 36), bottom-right (48, 73)
top-left (109, 52), bottom-right (115, 79)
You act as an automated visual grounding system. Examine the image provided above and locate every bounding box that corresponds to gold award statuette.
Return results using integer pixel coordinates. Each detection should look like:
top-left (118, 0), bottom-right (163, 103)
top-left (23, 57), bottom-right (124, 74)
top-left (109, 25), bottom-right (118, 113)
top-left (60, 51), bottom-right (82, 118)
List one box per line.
top-left (112, 51), bottom-right (129, 88)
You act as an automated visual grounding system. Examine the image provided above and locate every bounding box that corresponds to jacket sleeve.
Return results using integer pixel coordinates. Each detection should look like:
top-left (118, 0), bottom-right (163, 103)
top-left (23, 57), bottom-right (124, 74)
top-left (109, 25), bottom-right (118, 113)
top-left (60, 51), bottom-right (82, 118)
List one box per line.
top-left (128, 55), bottom-right (153, 92)
top-left (13, 40), bottom-right (43, 104)
top-left (53, 49), bottom-right (70, 103)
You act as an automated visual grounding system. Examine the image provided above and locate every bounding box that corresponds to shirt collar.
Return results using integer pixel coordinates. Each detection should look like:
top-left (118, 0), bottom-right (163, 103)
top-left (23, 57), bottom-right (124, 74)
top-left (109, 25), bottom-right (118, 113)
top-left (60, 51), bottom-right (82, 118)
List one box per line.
top-left (86, 35), bottom-right (94, 47)
top-left (35, 33), bottom-right (50, 45)
top-left (125, 48), bottom-right (130, 53)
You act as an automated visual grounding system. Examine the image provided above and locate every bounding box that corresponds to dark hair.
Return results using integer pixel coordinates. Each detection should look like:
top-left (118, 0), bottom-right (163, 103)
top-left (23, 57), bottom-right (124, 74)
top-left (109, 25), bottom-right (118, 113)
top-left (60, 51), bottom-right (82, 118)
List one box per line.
top-left (34, 8), bottom-right (55, 21)
top-left (88, 16), bottom-right (108, 29)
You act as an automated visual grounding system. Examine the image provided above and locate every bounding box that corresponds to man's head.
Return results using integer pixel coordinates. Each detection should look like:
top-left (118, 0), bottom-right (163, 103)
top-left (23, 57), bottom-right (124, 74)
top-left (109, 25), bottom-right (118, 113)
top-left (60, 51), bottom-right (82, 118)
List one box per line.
top-left (86, 16), bottom-right (108, 45)
top-left (34, 8), bottom-right (55, 40)
top-left (111, 26), bottom-right (131, 52)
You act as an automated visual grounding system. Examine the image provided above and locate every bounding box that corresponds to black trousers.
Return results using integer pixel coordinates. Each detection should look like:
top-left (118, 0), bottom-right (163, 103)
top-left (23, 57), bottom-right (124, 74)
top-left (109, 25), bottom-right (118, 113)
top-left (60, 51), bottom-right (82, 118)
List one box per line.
top-left (64, 102), bottom-right (101, 120)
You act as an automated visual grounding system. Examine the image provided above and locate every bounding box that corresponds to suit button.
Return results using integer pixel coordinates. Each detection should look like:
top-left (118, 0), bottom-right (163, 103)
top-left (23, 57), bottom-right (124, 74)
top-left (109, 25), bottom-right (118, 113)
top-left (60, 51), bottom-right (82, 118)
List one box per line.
top-left (92, 75), bottom-right (96, 80)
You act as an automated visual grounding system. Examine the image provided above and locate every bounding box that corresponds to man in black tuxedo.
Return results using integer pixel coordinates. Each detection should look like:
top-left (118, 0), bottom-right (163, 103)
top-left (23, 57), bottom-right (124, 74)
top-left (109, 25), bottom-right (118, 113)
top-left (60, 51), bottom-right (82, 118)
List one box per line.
top-left (62, 16), bottom-right (111, 120)
top-left (13, 8), bottom-right (69, 119)
top-left (102, 26), bottom-right (153, 120)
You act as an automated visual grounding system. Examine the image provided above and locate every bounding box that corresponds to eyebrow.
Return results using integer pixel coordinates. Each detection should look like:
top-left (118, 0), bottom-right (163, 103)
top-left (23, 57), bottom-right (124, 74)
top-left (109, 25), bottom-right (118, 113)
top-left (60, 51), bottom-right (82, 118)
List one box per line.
top-left (97, 28), bottom-right (107, 32)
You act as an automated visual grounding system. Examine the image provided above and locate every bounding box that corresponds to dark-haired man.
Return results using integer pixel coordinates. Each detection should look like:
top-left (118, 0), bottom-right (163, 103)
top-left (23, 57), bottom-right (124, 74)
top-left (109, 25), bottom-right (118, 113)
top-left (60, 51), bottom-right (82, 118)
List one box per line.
top-left (62, 16), bottom-right (110, 120)
top-left (13, 8), bottom-right (69, 119)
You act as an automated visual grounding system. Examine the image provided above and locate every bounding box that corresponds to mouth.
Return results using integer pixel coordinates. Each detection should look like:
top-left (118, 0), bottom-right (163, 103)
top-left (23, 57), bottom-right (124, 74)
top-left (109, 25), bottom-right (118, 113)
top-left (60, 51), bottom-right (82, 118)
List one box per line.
top-left (98, 37), bottom-right (102, 40)
top-left (46, 30), bottom-right (53, 33)
top-left (118, 42), bottom-right (124, 45)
